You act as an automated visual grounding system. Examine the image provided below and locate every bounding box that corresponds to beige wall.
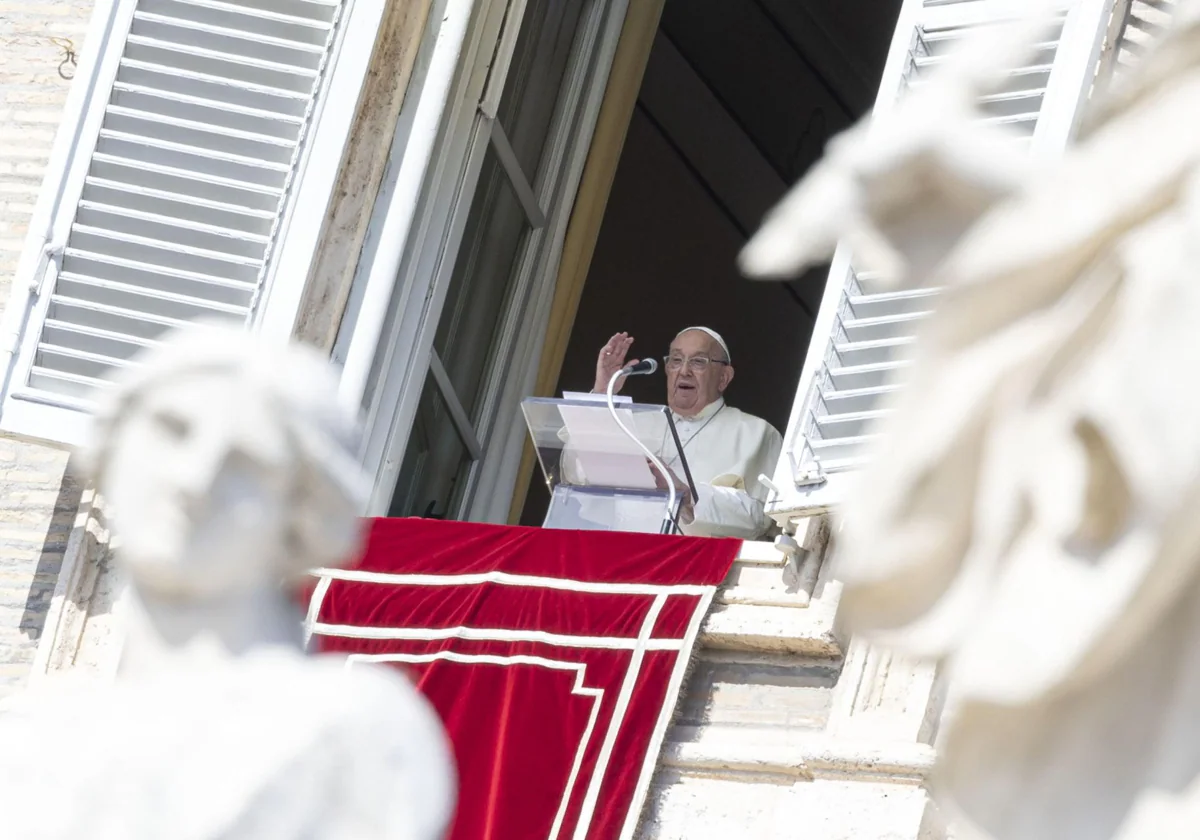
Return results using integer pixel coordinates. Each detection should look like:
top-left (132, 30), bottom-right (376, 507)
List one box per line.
top-left (0, 0), bottom-right (93, 697)
top-left (0, 2), bottom-right (94, 299)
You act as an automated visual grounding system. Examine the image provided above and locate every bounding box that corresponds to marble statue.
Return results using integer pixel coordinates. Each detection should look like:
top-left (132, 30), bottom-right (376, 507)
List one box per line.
top-left (743, 3), bottom-right (1200, 839)
top-left (0, 324), bottom-right (455, 840)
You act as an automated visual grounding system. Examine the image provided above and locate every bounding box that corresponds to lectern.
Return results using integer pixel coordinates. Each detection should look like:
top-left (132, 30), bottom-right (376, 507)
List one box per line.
top-left (521, 396), bottom-right (698, 535)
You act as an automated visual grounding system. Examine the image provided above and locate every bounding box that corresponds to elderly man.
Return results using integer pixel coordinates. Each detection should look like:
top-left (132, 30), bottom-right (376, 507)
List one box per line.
top-left (593, 327), bottom-right (782, 539)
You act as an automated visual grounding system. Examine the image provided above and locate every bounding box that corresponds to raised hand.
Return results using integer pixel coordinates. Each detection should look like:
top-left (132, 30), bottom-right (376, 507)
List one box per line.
top-left (593, 332), bottom-right (637, 394)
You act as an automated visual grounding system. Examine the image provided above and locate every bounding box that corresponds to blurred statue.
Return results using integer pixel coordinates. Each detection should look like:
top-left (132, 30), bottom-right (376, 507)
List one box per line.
top-left (743, 3), bottom-right (1200, 839)
top-left (0, 325), bottom-right (455, 840)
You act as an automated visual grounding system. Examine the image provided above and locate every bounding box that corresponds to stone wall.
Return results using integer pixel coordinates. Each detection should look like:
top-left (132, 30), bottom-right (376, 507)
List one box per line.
top-left (0, 0), bottom-right (94, 698)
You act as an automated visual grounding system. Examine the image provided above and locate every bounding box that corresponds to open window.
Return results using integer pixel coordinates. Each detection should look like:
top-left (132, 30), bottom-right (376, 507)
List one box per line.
top-left (502, 0), bottom-right (1118, 530)
top-left (513, 0), bottom-right (905, 527)
top-left (353, 0), bottom-right (924, 526)
top-left (350, 0), bottom-right (633, 519)
top-left (388, 1), bottom-right (593, 519)
top-left (349, 0), bottom-right (928, 526)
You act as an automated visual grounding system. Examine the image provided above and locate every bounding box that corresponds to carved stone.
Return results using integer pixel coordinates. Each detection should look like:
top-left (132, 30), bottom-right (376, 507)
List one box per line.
top-left (0, 324), bottom-right (455, 840)
top-left (743, 4), bottom-right (1200, 838)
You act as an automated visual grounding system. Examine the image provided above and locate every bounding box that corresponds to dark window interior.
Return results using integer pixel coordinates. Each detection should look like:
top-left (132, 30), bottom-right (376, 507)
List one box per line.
top-left (519, 0), bottom-right (902, 526)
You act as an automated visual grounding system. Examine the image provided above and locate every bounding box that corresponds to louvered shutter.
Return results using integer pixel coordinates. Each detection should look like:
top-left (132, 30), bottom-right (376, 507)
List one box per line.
top-left (775, 0), bottom-right (1118, 513)
top-left (0, 0), bottom-right (373, 445)
top-left (1112, 0), bottom-right (1179, 79)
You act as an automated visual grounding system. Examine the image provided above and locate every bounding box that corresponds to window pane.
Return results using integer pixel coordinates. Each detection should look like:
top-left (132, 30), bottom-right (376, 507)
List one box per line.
top-left (432, 145), bottom-right (532, 424)
top-left (390, 1), bottom-right (591, 521)
top-left (497, 0), bottom-right (588, 183)
top-left (388, 375), bottom-right (472, 518)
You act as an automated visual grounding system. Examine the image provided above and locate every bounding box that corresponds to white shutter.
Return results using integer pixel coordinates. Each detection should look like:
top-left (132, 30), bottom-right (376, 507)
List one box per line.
top-left (0, 0), bottom-right (373, 445)
top-left (772, 0), bottom-right (1118, 514)
top-left (1112, 1), bottom-right (1179, 79)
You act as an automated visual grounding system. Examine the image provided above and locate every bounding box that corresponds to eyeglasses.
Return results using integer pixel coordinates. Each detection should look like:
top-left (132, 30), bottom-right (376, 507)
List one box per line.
top-left (663, 355), bottom-right (730, 373)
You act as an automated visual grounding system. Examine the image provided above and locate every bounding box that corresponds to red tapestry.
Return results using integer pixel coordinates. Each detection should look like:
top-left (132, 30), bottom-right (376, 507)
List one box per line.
top-left (306, 518), bottom-right (739, 840)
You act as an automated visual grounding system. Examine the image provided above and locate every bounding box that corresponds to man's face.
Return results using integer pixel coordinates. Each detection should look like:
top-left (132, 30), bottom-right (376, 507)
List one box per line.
top-left (666, 330), bottom-right (734, 417)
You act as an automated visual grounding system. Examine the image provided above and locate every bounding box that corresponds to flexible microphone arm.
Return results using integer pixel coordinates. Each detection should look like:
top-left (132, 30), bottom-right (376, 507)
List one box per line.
top-left (605, 361), bottom-right (680, 535)
top-left (621, 358), bottom-right (657, 375)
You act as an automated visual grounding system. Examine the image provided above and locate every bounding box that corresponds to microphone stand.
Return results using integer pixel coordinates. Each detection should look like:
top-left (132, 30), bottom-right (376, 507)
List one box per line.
top-left (605, 365), bottom-right (682, 535)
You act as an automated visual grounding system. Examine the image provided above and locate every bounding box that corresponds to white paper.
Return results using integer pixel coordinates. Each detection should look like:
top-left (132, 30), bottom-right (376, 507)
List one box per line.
top-left (561, 390), bottom-right (632, 405)
top-left (558, 404), bottom-right (658, 490)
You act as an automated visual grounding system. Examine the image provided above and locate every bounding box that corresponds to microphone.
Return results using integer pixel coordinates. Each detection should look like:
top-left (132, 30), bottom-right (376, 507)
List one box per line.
top-left (622, 358), bottom-right (658, 376)
top-left (605, 355), bottom-right (678, 534)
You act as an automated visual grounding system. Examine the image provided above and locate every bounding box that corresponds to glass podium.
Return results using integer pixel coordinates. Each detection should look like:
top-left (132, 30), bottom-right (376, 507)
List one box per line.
top-left (521, 395), bottom-right (697, 535)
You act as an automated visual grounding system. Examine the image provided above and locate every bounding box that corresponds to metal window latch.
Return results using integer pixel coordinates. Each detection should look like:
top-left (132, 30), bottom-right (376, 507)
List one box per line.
top-left (788, 442), bottom-right (826, 488)
top-left (32, 238), bottom-right (66, 297)
top-left (774, 530), bottom-right (803, 589)
top-left (758, 473), bottom-right (783, 497)
top-left (795, 464), bottom-right (825, 487)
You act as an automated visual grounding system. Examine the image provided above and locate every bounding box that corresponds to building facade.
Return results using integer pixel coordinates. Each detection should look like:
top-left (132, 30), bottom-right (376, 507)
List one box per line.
top-left (0, 0), bottom-right (1165, 835)
top-left (0, 0), bottom-right (96, 695)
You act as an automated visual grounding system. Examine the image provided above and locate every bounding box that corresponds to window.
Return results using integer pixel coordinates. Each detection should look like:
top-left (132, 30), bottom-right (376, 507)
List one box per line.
top-left (0, 0), bottom-right (385, 445)
top-left (766, 0), bottom-right (1118, 521)
top-left (353, 0), bottom-right (627, 519)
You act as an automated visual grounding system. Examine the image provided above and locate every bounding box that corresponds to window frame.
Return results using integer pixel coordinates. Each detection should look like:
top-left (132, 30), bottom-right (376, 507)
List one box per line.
top-left (764, 0), bottom-right (1119, 523)
top-left (337, 0), bottom-right (513, 515)
top-left (343, 0), bottom-right (630, 519)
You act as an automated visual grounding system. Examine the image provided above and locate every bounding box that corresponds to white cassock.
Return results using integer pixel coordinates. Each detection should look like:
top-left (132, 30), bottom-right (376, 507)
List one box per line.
top-left (554, 397), bottom-right (781, 537)
top-left (666, 398), bottom-right (782, 540)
